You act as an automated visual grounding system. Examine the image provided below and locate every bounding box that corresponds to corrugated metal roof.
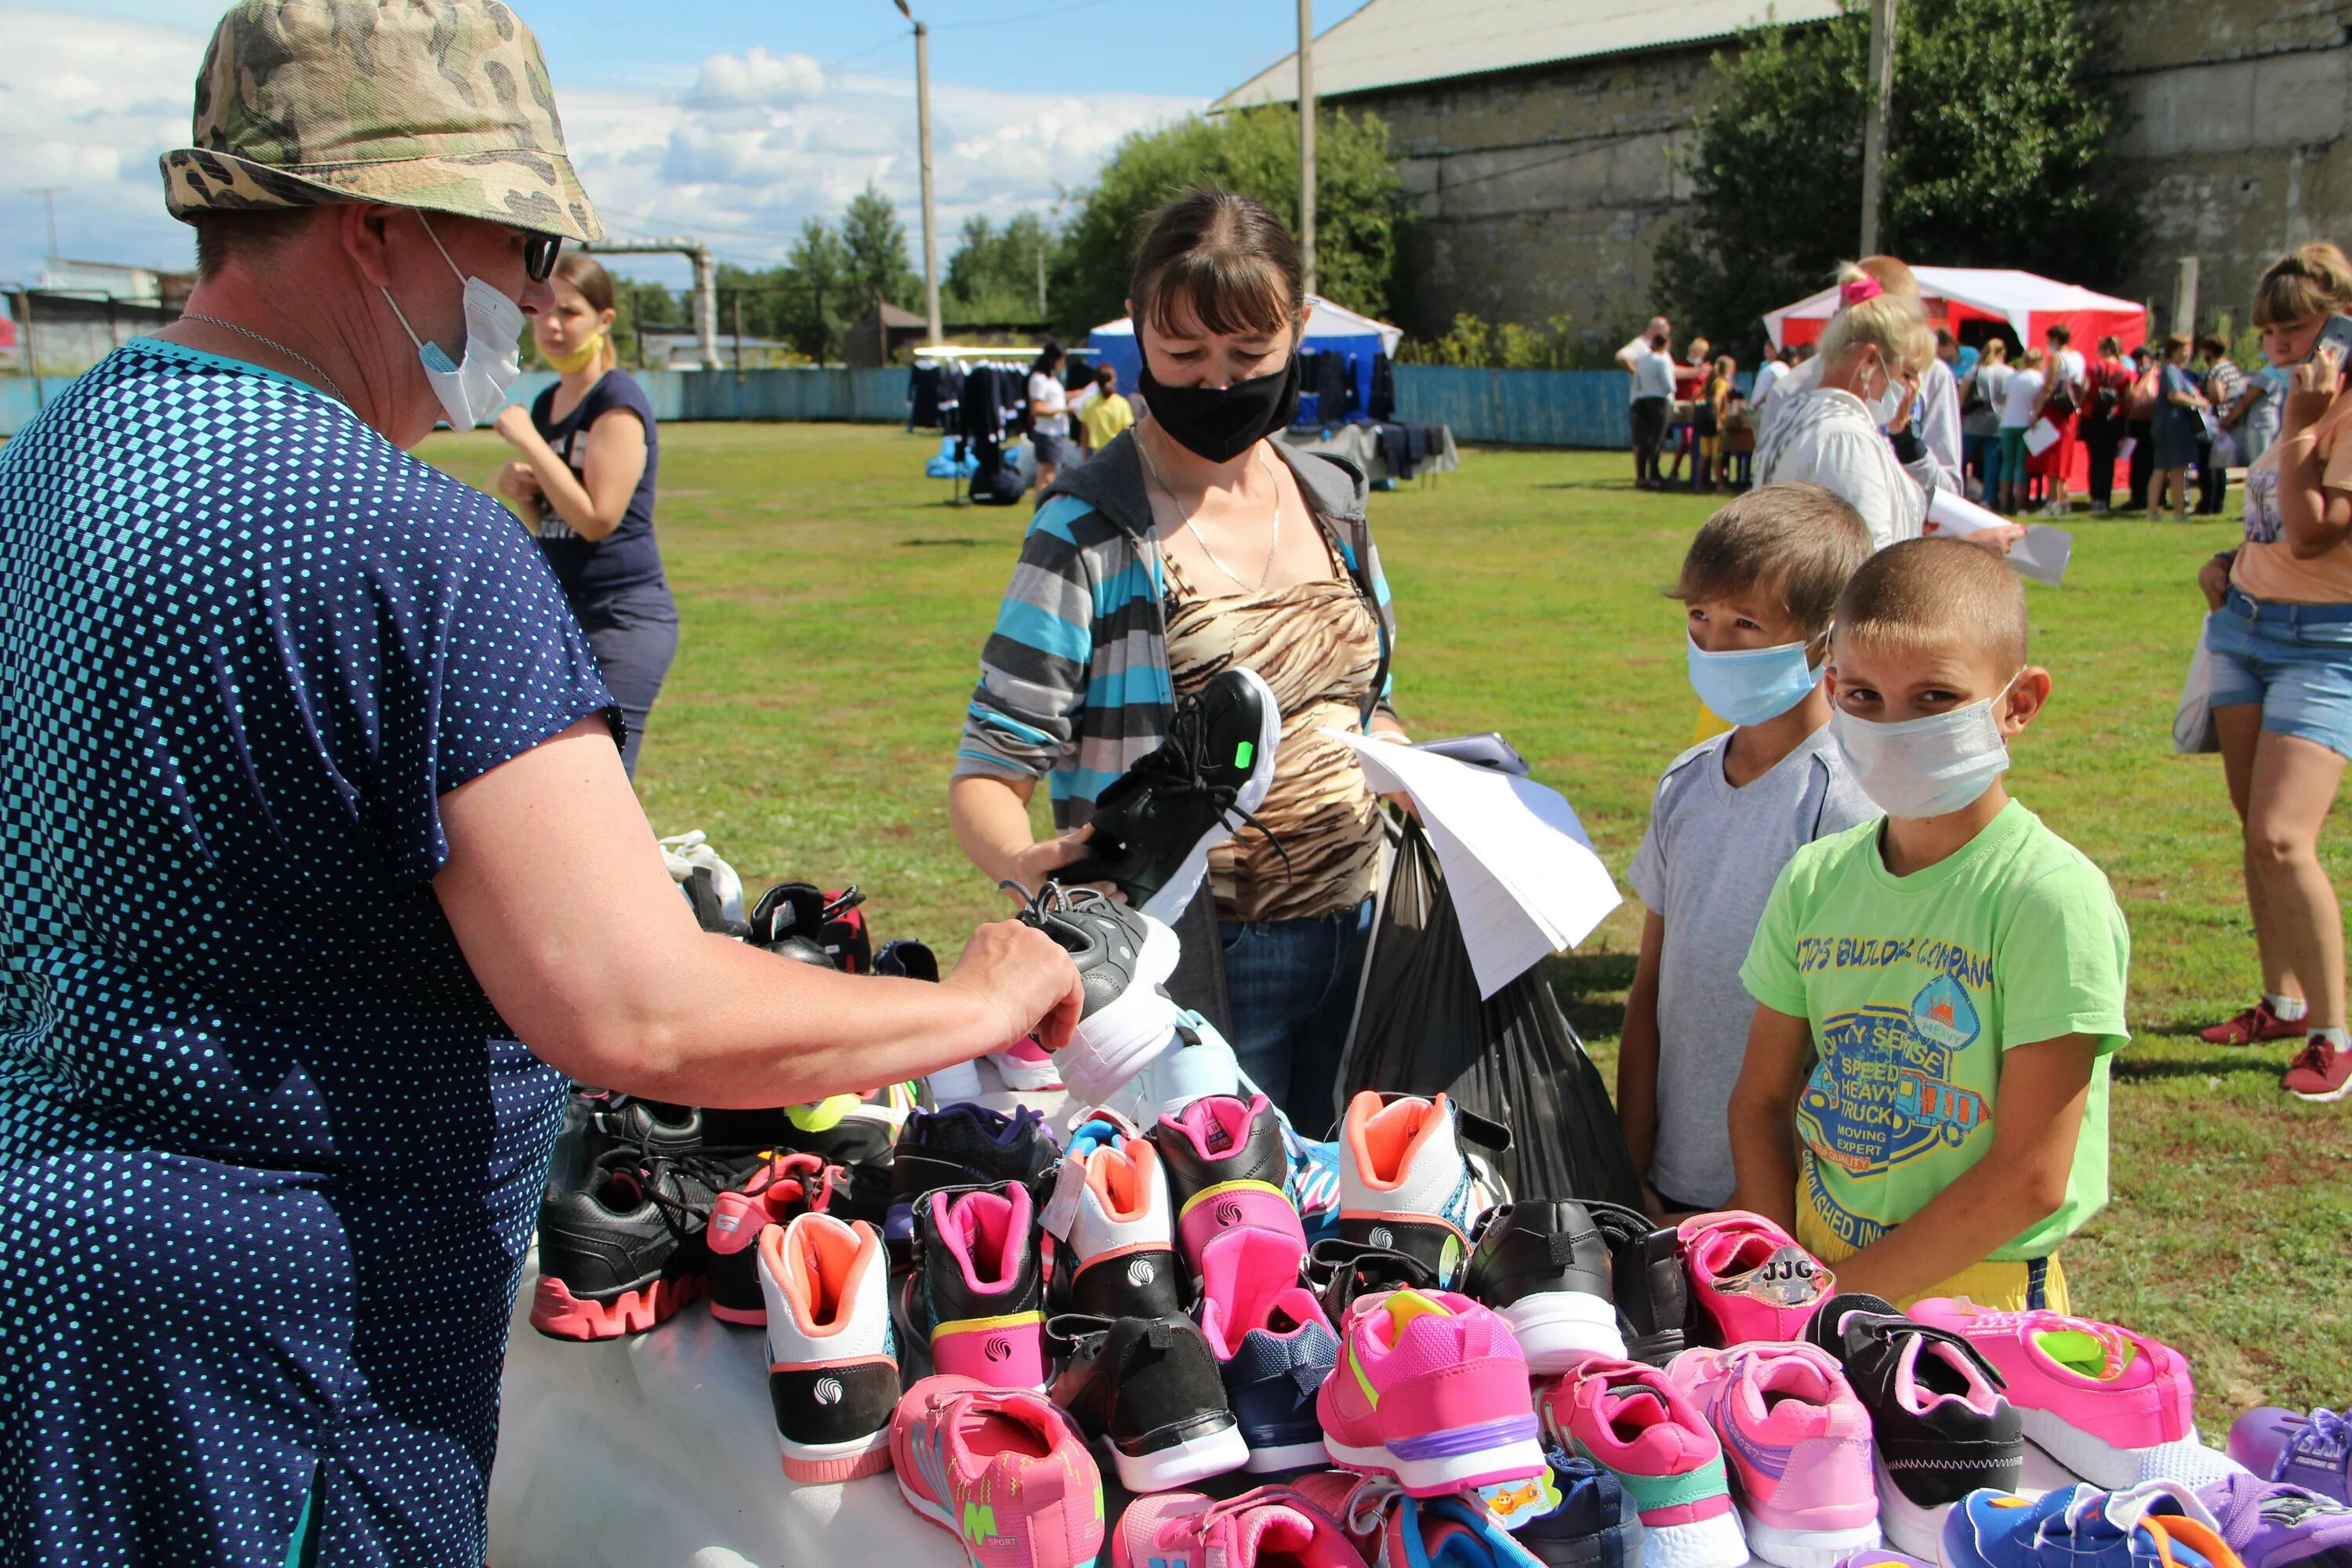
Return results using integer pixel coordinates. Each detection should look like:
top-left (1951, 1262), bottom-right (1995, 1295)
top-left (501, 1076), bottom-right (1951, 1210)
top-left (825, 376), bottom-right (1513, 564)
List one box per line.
top-left (1213, 0), bottom-right (1842, 110)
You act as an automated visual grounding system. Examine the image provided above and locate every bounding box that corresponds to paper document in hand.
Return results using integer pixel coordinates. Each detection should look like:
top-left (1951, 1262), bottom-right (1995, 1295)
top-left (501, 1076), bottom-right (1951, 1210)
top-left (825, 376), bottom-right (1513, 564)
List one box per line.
top-left (2024, 418), bottom-right (2062, 456)
top-left (1926, 487), bottom-right (2007, 538)
top-left (2008, 524), bottom-right (2072, 587)
top-left (1329, 731), bottom-right (1621, 998)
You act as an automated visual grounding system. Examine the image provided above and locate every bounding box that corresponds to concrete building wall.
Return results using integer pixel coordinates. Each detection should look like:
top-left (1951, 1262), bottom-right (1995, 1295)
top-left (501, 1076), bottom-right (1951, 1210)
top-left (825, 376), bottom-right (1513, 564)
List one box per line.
top-left (2100, 0), bottom-right (2352, 332)
top-left (1327, 0), bottom-right (2352, 348)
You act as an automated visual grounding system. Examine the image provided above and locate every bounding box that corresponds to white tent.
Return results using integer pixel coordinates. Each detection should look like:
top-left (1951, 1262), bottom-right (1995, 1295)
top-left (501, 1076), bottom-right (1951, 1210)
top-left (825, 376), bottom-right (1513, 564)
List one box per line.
top-left (1763, 267), bottom-right (2147, 353)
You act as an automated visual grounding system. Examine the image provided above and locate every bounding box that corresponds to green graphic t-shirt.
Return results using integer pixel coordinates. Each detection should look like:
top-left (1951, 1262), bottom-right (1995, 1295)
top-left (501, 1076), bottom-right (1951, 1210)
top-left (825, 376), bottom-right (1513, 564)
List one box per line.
top-left (1739, 800), bottom-right (2130, 1261)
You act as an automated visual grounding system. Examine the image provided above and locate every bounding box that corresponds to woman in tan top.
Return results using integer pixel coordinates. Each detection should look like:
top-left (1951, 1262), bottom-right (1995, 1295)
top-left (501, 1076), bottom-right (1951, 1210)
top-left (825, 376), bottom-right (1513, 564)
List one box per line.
top-left (951, 189), bottom-right (1409, 1125)
top-left (2194, 241), bottom-right (2352, 1101)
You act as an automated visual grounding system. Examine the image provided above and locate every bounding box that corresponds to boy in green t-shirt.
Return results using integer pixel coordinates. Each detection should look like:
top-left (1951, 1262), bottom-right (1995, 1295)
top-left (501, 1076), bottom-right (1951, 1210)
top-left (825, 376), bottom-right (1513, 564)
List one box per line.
top-left (1731, 538), bottom-right (2130, 1312)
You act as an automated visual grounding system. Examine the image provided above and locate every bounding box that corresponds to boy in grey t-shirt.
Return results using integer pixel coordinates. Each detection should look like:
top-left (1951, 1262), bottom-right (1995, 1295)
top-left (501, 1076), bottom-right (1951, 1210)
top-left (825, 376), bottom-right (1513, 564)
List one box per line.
top-left (1620, 485), bottom-right (1879, 1212)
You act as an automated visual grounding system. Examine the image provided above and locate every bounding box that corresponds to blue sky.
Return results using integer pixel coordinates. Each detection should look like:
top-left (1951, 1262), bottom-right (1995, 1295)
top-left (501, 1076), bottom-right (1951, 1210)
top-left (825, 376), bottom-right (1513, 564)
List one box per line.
top-left (4, 0), bottom-right (1370, 292)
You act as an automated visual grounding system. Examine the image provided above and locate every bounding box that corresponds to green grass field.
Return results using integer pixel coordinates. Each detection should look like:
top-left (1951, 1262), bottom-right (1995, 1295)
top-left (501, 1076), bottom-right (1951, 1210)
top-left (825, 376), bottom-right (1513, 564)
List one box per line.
top-left (425, 421), bottom-right (2352, 1418)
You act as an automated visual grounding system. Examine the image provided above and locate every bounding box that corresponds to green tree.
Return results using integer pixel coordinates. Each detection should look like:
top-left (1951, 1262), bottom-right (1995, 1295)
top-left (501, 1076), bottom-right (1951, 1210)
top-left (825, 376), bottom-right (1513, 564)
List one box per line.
top-left (840, 181), bottom-right (920, 314)
top-left (944, 211), bottom-right (1055, 323)
top-left (1051, 105), bottom-right (1406, 332)
top-left (1654, 0), bottom-right (2137, 354)
top-left (784, 218), bottom-right (851, 361)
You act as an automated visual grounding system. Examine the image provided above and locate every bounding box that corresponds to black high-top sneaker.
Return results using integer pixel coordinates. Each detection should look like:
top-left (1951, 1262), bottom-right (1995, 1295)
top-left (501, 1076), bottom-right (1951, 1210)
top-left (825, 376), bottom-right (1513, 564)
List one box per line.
top-left (1583, 1200), bottom-right (1697, 1367)
top-left (1047, 1313), bottom-right (1248, 1493)
top-left (1149, 1092), bottom-right (1301, 1283)
top-left (1006, 882), bottom-right (1180, 1107)
top-left (531, 1145), bottom-right (739, 1340)
top-left (1059, 666), bottom-right (1283, 922)
top-left (1464, 1200), bottom-right (1627, 1372)
top-left (884, 1103), bottom-right (1058, 1261)
top-left (897, 1181), bottom-right (1049, 1389)
top-left (1302, 1236), bottom-right (1443, 1326)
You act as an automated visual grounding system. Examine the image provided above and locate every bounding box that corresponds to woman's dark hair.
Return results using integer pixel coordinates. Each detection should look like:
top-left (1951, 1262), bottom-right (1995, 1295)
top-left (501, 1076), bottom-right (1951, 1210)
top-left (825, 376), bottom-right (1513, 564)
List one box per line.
top-left (1031, 340), bottom-right (1065, 376)
top-left (2044, 322), bottom-right (2072, 346)
top-left (1129, 187), bottom-right (1304, 340)
top-left (2197, 333), bottom-right (2230, 360)
top-left (554, 252), bottom-right (615, 314)
top-left (2097, 336), bottom-right (2122, 357)
top-left (2164, 331), bottom-right (2193, 358)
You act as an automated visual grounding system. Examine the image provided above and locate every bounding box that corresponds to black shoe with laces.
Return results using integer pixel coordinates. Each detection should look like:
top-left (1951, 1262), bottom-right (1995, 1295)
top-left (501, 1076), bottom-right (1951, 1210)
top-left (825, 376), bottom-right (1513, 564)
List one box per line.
top-left (546, 1088), bottom-right (704, 1196)
top-left (1301, 1236), bottom-right (1442, 1325)
top-left (1059, 666), bottom-right (1283, 922)
top-left (1005, 882), bottom-right (1181, 1106)
top-left (1046, 1313), bottom-right (1249, 1493)
top-left (531, 1144), bottom-right (749, 1340)
top-left (1582, 1200), bottom-right (1697, 1366)
top-left (1464, 1200), bottom-right (1627, 1372)
top-left (1805, 1293), bottom-right (2024, 1555)
top-left (884, 1103), bottom-right (1058, 1261)
top-left (747, 881), bottom-right (872, 971)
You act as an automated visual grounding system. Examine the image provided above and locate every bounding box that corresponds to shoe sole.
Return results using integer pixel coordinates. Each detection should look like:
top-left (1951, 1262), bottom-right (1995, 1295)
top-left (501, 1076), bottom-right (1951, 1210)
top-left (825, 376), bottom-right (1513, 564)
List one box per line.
top-left (529, 1271), bottom-right (705, 1340)
top-left (896, 1468), bottom-right (1102, 1568)
top-left (2018, 1406), bottom-right (2160, 1489)
top-left (1871, 1450), bottom-right (1958, 1559)
top-left (1497, 1292), bottom-right (1628, 1374)
top-left (1737, 1510), bottom-right (1880, 1568)
top-left (1639, 1509), bottom-right (1748, 1568)
top-left (780, 1428), bottom-right (893, 1483)
top-left (991, 1055), bottom-right (1066, 1092)
top-left (1105, 1420), bottom-right (1250, 1493)
top-left (1059, 919), bottom-right (1183, 1106)
top-left (1243, 1438), bottom-right (1332, 1474)
top-left (2287, 1074), bottom-right (2352, 1103)
top-left (1323, 1430), bottom-right (1550, 1497)
top-left (1136, 666), bottom-right (1283, 926)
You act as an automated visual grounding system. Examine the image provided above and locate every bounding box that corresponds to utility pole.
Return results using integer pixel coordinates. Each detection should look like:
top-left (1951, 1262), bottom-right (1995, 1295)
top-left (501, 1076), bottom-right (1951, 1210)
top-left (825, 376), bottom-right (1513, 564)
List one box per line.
top-left (27, 187), bottom-right (62, 270)
top-left (895, 2), bottom-right (944, 345)
top-left (1036, 234), bottom-right (1046, 321)
top-left (1297, 0), bottom-right (1316, 297)
top-left (1858, 0), bottom-right (1898, 256)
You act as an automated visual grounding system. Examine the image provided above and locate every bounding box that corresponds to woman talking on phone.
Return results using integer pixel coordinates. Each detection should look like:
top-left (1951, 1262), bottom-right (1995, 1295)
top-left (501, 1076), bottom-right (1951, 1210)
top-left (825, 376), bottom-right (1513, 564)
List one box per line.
top-left (2194, 241), bottom-right (2352, 1104)
top-left (495, 253), bottom-right (677, 778)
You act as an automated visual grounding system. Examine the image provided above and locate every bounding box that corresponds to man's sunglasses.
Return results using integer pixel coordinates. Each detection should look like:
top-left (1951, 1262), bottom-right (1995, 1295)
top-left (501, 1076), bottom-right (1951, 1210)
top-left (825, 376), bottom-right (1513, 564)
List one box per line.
top-left (524, 233), bottom-right (564, 282)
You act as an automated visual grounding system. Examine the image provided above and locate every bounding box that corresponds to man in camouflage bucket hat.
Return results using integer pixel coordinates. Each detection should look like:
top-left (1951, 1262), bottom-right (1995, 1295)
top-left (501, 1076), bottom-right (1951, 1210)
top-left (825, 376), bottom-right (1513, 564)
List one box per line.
top-left (163, 0), bottom-right (602, 244)
top-left (0, 1), bottom-right (1088, 1564)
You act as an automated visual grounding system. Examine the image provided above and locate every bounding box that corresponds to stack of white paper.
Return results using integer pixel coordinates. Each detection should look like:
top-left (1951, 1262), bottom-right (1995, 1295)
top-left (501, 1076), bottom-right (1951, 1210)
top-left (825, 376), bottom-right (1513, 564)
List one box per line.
top-left (1329, 731), bottom-right (1621, 998)
top-left (1926, 488), bottom-right (2072, 586)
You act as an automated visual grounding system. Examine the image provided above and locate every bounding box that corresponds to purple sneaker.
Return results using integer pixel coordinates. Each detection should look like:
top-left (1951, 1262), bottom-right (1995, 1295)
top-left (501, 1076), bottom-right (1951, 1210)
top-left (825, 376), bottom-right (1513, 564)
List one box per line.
top-left (2201, 1473), bottom-right (2352, 1568)
top-left (2232, 1410), bottom-right (2352, 1506)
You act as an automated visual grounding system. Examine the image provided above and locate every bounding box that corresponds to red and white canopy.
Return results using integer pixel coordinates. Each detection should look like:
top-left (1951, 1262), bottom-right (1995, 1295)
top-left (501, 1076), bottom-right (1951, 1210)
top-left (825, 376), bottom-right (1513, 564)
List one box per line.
top-left (1764, 267), bottom-right (2146, 354)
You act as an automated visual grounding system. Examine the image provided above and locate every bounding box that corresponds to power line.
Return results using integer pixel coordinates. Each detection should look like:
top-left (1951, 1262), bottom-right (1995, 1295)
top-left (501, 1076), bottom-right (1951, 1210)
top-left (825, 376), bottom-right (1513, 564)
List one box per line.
top-left (936, 0), bottom-right (1113, 28)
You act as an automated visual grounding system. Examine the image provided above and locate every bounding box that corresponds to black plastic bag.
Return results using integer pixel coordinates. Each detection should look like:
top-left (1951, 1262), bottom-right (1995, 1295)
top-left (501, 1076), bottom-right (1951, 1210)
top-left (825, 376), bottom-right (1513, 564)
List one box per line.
top-left (1339, 818), bottom-right (1645, 1211)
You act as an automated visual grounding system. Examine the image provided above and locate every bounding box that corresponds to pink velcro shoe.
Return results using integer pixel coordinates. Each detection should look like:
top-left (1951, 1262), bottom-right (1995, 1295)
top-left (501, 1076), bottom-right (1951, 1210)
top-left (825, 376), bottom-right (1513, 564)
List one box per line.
top-left (890, 1375), bottom-right (1105, 1568)
top-left (1538, 1356), bottom-right (1747, 1568)
top-left (1316, 1288), bottom-right (1547, 1497)
top-left (1668, 1342), bottom-right (1881, 1568)
top-left (1676, 1210), bottom-right (1835, 1344)
top-left (1908, 1298), bottom-right (2194, 1487)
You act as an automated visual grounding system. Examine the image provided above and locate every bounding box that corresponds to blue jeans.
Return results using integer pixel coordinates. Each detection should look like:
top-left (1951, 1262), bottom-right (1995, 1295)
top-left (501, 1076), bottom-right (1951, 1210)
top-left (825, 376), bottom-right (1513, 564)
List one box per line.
top-left (572, 579), bottom-right (680, 778)
top-left (1965, 431), bottom-right (2002, 501)
top-left (1219, 897), bottom-right (1375, 1135)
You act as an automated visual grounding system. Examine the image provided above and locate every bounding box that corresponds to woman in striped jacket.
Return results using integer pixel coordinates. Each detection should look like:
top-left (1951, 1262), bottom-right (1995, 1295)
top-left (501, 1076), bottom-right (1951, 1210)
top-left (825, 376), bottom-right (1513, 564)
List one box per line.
top-left (949, 188), bottom-right (1406, 1126)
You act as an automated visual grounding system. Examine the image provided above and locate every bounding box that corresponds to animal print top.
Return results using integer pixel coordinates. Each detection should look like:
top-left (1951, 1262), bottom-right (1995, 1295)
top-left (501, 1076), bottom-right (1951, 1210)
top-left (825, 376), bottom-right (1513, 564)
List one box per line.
top-left (1163, 528), bottom-right (1385, 924)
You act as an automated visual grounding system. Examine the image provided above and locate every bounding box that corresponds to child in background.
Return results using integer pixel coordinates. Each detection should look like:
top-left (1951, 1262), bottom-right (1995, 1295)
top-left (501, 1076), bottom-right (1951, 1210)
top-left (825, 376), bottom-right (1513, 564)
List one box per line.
top-left (1997, 348), bottom-right (2047, 514)
top-left (1730, 539), bottom-right (2131, 1311)
top-left (1619, 485), bottom-right (1879, 1215)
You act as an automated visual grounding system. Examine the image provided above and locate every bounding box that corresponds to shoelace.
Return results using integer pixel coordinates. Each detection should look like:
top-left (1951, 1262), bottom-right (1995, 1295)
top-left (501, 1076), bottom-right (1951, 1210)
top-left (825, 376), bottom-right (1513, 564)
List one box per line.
top-left (2288, 1036), bottom-right (2343, 1075)
top-left (1116, 698), bottom-right (1294, 876)
top-left (2298, 1407), bottom-right (2352, 1458)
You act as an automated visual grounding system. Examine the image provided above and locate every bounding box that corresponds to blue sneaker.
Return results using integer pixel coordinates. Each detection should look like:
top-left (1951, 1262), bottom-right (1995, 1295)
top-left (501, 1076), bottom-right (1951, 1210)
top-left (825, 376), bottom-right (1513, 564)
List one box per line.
top-left (1944, 1483), bottom-right (2235, 1568)
top-left (1514, 1448), bottom-right (1642, 1568)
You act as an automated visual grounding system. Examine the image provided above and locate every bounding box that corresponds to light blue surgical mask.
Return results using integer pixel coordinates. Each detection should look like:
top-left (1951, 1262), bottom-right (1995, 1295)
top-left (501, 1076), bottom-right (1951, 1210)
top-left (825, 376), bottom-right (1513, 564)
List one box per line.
top-left (1686, 633), bottom-right (1824, 727)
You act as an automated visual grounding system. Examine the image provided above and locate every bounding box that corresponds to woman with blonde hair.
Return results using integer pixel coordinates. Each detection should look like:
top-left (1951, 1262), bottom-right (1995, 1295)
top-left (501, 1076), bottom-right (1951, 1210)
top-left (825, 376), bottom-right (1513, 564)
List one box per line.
top-left (2194, 241), bottom-right (2352, 1102)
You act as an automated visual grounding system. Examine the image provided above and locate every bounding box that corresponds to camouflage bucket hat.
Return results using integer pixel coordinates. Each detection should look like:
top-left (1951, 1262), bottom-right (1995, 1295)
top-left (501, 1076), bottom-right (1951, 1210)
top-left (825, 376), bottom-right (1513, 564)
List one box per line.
top-left (160, 0), bottom-right (603, 242)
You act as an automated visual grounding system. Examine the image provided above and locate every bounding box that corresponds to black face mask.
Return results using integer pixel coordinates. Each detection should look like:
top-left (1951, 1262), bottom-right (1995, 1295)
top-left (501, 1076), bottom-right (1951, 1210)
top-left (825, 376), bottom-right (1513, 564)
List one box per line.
top-left (1134, 332), bottom-right (1301, 463)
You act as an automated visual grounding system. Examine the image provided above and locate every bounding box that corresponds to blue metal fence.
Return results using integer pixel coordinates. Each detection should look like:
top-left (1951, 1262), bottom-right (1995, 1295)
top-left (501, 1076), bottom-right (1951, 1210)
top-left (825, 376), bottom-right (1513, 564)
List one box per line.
top-left (1391, 365), bottom-right (1632, 448)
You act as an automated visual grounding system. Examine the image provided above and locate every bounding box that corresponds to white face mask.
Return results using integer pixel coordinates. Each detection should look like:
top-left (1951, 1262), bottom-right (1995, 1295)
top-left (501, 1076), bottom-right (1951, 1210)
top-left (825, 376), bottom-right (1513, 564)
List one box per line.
top-left (1831, 676), bottom-right (2020, 818)
top-left (1864, 354), bottom-right (1906, 426)
top-left (378, 216), bottom-right (525, 430)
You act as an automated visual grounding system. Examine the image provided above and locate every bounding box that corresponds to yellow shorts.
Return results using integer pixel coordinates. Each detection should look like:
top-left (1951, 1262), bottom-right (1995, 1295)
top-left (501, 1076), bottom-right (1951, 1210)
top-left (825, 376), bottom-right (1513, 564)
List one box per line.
top-left (1797, 1208), bottom-right (2070, 1315)
top-left (1693, 699), bottom-right (1733, 744)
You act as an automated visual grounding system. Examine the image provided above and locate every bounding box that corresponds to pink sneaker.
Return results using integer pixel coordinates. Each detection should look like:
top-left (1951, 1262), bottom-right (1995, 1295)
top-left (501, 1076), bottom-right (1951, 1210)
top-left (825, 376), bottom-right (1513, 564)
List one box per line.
top-left (993, 1036), bottom-right (1065, 1092)
top-left (1677, 1210), bottom-right (1835, 1344)
top-left (1909, 1298), bottom-right (2194, 1487)
top-left (890, 1374), bottom-right (1105, 1568)
top-left (1537, 1356), bottom-right (1747, 1568)
top-left (1668, 1343), bottom-right (1881, 1568)
top-left (1316, 1288), bottom-right (1547, 1497)
top-left (1112, 1486), bottom-right (1367, 1568)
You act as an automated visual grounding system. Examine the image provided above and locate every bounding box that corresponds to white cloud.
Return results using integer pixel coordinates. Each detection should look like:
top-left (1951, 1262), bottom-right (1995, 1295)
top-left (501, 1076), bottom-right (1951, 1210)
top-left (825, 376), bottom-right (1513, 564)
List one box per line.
top-left (0, 10), bottom-right (1203, 292)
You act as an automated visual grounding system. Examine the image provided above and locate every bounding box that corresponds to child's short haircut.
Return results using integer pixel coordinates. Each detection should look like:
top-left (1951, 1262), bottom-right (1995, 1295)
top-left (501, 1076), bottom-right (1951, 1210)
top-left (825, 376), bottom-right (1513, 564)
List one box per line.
top-left (1836, 537), bottom-right (2028, 673)
top-left (1668, 483), bottom-right (1874, 638)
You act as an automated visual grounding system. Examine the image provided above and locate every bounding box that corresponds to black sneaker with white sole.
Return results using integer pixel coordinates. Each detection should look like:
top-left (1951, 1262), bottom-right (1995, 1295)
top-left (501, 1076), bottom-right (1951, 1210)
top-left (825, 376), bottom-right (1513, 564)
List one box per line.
top-left (1465, 1200), bottom-right (1627, 1372)
top-left (1301, 1236), bottom-right (1441, 1325)
top-left (1806, 1294), bottom-right (2024, 1557)
top-left (1583, 1200), bottom-right (1697, 1367)
top-left (1046, 1313), bottom-right (1249, 1494)
top-left (1005, 882), bottom-right (1180, 1106)
top-left (1059, 666), bottom-right (1283, 922)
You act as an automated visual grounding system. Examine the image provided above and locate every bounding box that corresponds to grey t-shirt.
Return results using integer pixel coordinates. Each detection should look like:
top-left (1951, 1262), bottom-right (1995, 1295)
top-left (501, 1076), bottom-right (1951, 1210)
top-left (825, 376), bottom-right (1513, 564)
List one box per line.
top-left (1625, 726), bottom-right (1878, 1207)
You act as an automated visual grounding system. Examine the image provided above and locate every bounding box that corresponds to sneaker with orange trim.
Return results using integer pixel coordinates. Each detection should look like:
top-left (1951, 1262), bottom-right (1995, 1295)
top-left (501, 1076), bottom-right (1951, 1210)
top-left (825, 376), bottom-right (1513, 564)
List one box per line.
top-left (530, 1145), bottom-right (734, 1341)
top-left (759, 1212), bottom-right (898, 1481)
top-left (891, 1374), bottom-right (1106, 1568)
top-left (707, 1152), bottom-right (865, 1327)
top-left (1042, 1111), bottom-right (1185, 1319)
top-left (1337, 1092), bottom-right (1507, 1289)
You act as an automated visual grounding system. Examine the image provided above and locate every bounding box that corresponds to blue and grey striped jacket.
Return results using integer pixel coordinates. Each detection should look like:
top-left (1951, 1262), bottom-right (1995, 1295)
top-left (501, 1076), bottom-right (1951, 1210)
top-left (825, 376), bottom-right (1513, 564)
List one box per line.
top-left (955, 430), bottom-right (1397, 829)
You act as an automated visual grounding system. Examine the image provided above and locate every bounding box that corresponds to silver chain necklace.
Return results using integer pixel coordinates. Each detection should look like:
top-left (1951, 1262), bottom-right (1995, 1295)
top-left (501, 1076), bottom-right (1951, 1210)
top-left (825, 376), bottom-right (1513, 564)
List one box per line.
top-left (1137, 430), bottom-right (1282, 593)
top-left (180, 313), bottom-right (350, 405)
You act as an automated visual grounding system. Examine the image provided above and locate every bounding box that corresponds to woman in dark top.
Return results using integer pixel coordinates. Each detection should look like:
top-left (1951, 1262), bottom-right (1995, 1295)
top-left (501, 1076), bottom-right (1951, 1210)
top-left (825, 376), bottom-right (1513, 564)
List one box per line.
top-left (494, 253), bottom-right (678, 777)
